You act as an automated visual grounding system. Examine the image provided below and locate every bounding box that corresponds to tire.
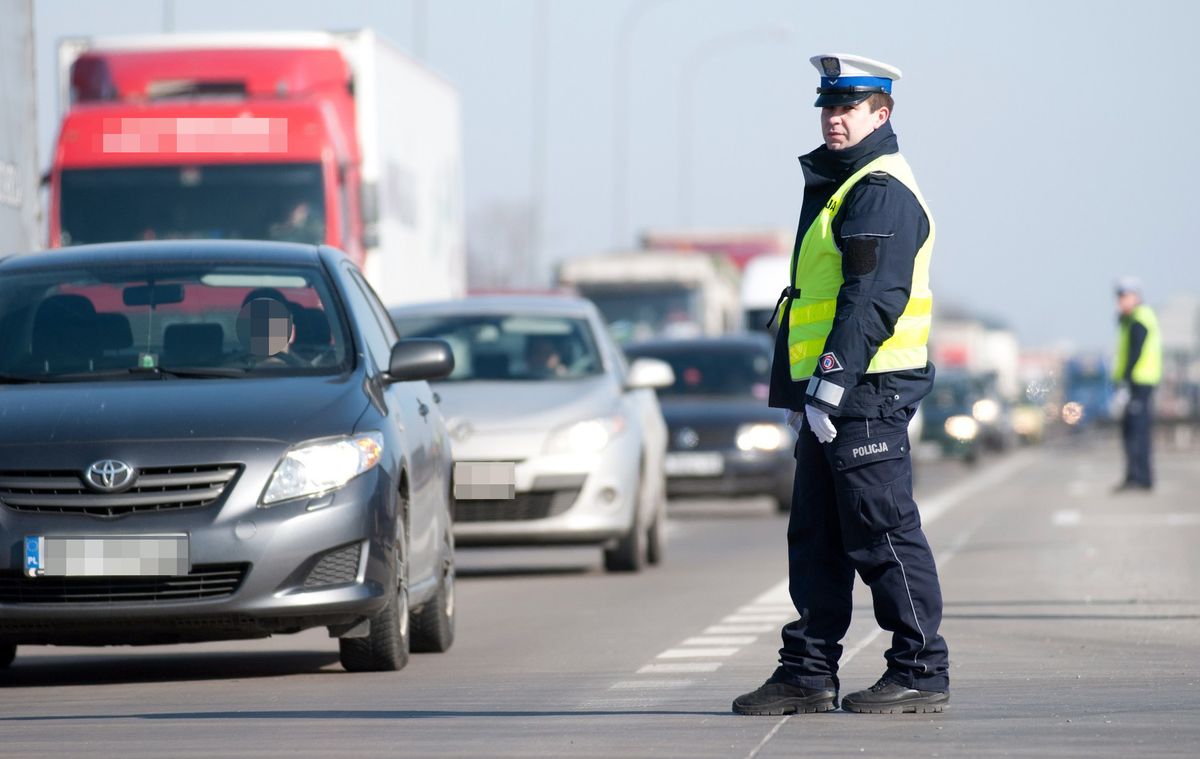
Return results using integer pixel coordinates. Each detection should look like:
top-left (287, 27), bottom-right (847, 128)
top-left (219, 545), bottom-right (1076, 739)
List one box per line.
top-left (646, 493), bottom-right (666, 566)
top-left (0, 643), bottom-right (15, 669)
top-left (410, 530), bottom-right (455, 654)
top-left (340, 530), bottom-right (410, 672)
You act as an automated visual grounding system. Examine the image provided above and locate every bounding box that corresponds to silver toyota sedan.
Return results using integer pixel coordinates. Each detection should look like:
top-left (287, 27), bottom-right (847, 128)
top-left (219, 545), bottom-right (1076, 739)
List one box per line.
top-left (0, 241), bottom-right (456, 672)
top-left (391, 296), bottom-right (673, 572)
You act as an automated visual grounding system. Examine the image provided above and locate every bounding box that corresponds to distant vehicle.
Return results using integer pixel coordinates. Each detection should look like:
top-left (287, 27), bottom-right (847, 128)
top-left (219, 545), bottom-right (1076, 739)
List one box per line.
top-left (740, 254), bottom-right (791, 333)
top-left (391, 295), bottom-right (674, 572)
top-left (920, 369), bottom-right (983, 462)
top-left (1062, 355), bottom-right (1114, 429)
top-left (0, 240), bottom-right (457, 672)
top-left (624, 334), bottom-right (796, 513)
top-left (557, 250), bottom-right (741, 344)
top-left (48, 30), bottom-right (465, 306)
top-left (0, 0), bottom-right (40, 255)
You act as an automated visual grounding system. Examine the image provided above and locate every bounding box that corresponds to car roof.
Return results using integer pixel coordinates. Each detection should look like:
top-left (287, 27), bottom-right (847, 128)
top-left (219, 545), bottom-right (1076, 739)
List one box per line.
top-left (625, 333), bottom-right (773, 354)
top-left (389, 294), bottom-right (599, 319)
top-left (0, 240), bottom-right (334, 272)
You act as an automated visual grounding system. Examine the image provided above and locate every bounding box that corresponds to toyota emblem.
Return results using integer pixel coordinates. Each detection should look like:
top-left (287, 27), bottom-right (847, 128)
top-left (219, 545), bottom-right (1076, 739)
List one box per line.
top-left (84, 459), bottom-right (136, 492)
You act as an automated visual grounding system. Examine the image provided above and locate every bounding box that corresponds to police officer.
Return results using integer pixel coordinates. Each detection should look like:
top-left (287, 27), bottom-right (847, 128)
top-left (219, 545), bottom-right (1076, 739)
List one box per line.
top-left (733, 54), bottom-right (949, 715)
top-left (1111, 278), bottom-right (1161, 492)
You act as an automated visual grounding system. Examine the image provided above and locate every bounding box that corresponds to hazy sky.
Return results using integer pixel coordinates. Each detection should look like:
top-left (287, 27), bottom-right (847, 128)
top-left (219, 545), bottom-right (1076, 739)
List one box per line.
top-left (31, 0), bottom-right (1200, 351)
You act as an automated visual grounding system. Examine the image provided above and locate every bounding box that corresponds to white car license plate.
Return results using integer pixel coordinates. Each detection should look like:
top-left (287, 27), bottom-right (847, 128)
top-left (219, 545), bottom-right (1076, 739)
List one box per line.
top-left (665, 452), bottom-right (725, 477)
top-left (454, 461), bottom-right (516, 500)
top-left (24, 535), bottom-right (190, 578)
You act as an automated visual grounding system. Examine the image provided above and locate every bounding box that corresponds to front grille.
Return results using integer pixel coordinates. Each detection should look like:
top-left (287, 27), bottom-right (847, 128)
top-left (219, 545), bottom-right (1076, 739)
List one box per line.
top-left (0, 464), bottom-right (241, 518)
top-left (455, 489), bottom-right (581, 522)
top-left (0, 563), bottom-right (248, 604)
top-left (670, 424), bottom-right (736, 451)
top-left (303, 543), bottom-right (362, 588)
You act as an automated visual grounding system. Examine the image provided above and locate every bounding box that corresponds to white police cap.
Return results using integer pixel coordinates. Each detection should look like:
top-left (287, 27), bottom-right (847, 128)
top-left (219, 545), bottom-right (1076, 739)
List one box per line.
top-left (810, 53), bottom-right (902, 107)
top-left (1115, 276), bottom-right (1143, 296)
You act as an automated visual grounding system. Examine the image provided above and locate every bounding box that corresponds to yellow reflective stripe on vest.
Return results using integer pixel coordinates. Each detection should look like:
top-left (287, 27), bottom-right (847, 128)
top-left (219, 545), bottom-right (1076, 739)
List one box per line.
top-left (786, 152), bottom-right (935, 380)
top-left (1113, 304), bottom-right (1162, 385)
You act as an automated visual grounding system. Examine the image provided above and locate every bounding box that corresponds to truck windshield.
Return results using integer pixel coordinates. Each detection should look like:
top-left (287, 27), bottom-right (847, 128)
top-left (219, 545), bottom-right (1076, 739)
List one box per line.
top-left (59, 164), bottom-right (326, 246)
top-left (579, 287), bottom-right (700, 344)
top-left (0, 263), bottom-right (350, 380)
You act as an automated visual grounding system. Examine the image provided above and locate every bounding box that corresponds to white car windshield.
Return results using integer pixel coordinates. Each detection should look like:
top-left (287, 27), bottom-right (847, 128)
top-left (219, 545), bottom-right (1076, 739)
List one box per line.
top-left (393, 313), bottom-right (603, 381)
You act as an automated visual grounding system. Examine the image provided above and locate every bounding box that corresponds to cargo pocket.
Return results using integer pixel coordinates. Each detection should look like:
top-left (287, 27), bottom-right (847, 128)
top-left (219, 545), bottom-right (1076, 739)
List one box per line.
top-left (829, 431), bottom-right (909, 537)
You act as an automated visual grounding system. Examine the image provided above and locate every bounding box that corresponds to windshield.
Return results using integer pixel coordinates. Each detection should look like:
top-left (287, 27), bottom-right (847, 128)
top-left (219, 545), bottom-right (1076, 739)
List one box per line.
top-left (0, 262), bottom-right (350, 380)
top-left (60, 164), bottom-right (326, 246)
top-left (579, 287), bottom-right (700, 344)
top-left (626, 344), bottom-right (771, 400)
top-left (393, 313), bottom-right (604, 382)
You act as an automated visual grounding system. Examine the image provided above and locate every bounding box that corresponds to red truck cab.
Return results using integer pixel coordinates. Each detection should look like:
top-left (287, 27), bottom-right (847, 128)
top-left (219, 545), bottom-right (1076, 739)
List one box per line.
top-left (49, 47), bottom-right (364, 266)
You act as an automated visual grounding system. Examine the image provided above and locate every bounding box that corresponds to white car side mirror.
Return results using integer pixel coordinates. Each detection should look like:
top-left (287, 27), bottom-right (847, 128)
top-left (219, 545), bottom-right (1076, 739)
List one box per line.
top-left (626, 357), bottom-right (675, 390)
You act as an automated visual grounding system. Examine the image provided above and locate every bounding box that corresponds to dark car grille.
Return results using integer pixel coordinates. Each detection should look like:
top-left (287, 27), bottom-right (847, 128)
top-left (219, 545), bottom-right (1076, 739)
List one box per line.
top-left (0, 464), bottom-right (241, 518)
top-left (455, 489), bottom-right (580, 522)
top-left (0, 563), bottom-right (248, 604)
top-left (303, 543), bottom-right (362, 588)
top-left (670, 423), bottom-right (737, 451)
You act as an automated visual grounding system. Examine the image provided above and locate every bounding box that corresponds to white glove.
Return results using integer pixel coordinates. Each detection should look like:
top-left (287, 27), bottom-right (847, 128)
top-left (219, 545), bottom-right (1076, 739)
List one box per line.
top-left (806, 404), bottom-right (838, 444)
top-left (1109, 385), bottom-right (1131, 417)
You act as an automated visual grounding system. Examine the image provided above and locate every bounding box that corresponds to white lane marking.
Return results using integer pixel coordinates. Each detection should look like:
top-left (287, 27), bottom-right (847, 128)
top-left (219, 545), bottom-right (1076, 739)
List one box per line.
top-left (638, 662), bottom-right (722, 674)
top-left (610, 680), bottom-right (695, 690)
top-left (657, 647), bottom-right (739, 659)
top-left (681, 635), bottom-right (758, 646)
top-left (705, 624), bottom-right (778, 635)
top-left (745, 714), bottom-right (792, 759)
top-left (1053, 511), bottom-right (1200, 527)
top-left (1053, 509), bottom-right (1082, 526)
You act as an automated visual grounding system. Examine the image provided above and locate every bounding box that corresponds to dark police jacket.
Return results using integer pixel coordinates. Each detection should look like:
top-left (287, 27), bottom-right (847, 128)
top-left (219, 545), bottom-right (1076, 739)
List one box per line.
top-left (768, 121), bottom-right (935, 418)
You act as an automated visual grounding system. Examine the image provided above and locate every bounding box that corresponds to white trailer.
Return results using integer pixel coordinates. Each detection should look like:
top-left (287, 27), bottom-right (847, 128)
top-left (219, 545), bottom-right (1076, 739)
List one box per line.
top-left (0, 0), bottom-right (40, 254)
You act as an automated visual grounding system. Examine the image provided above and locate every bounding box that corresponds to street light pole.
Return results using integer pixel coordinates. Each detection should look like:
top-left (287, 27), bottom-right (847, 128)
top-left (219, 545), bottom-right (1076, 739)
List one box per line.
top-left (678, 28), bottom-right (790, 226)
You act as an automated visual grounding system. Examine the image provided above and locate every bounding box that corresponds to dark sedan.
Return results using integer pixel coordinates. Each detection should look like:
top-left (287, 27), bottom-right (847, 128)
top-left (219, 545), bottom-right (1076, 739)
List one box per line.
top-left (0, 241), bottom-right (456, 672)
top-left (624, 334), bottom-right (796, 512)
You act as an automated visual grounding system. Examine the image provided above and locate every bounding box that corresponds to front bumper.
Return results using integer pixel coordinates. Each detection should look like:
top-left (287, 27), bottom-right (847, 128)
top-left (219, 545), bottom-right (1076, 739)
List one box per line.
top-left (0, 443), bottom-right (396, 646)
top-left (665, 449), bottom-right (794, 499)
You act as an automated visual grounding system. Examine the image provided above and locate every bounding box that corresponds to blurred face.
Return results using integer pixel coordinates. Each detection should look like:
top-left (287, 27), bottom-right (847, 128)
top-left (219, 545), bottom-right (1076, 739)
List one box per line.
top-left (821, 100), bottom-right (889, 150)
top-left (1117, 292), bottom-right (1139, 316)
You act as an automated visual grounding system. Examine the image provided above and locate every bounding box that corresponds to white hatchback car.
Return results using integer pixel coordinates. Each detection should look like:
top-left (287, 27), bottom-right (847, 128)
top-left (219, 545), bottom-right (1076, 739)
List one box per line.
top-left (391, 296), bottom-right (673, 572)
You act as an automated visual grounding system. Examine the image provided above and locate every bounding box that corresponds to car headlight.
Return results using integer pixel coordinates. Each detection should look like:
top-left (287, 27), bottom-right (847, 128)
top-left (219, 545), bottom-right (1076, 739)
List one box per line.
top-left (944, 415), bottom-right (978, 441)
top-left (545, 415), bottom-right (626, 455)
top-left (736, 423), bottom-right (789, 452)
top-left (261, 432), bottom-right (384, 505)
top-left (972, 399), bottom-right (1000, 424)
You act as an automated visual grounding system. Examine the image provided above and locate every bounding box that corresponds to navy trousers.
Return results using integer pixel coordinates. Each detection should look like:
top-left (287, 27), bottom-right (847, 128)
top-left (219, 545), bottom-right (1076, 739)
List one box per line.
top-left (1122, 384), bottom-right (1155, 487)
top-left (778, 406), bottom-right (950, 693)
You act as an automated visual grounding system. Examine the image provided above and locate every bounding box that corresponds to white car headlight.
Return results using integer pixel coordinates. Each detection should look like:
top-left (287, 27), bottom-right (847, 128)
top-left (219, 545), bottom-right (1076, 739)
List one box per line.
top-left (944, 415), bottom-right (979, 441)
top-left (736, 423), bottom-right (789, 452)
top-left (262, 432), bottom-right (384, 505)
top-left (972, 399), bottom-right (1000, 424)
top-left (545, 415), bottom-right (626, 455)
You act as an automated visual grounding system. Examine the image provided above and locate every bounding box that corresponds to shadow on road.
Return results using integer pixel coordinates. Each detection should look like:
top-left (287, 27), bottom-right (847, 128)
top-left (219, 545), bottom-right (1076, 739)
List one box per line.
top-left (457, 564), bottom-right (594, 580)
top-left (0, 650), bottom-right (340, 687)
top-left (0, 708), bottom-right (731, 722)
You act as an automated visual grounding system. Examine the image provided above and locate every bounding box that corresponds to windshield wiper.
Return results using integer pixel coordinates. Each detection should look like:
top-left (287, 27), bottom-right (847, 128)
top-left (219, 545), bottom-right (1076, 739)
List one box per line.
top-left (135, 365), bottom-right (248, 379)
top-left (0, 373), bottom-right (44, 384)
top-left (25, 366), bottom-right (249, 382)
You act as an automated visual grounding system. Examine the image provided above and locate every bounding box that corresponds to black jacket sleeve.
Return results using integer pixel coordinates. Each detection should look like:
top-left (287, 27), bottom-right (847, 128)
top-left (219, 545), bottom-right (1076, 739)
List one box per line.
top-left (805, 173), bottom-right (930, 414)
top-left (1123, 320), bottom-right (1148, 383)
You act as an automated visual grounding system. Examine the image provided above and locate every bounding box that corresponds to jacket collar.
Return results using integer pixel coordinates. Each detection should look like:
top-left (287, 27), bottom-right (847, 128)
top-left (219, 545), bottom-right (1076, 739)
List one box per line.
top-left (799, 120), bottom-right (899, 186)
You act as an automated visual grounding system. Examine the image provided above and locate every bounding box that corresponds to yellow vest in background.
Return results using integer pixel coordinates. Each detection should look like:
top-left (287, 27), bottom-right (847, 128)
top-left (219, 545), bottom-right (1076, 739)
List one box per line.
top-left (1113, 303), bottom-right (1162, 386)
top-left (786, 152), bottom-right (935, 380)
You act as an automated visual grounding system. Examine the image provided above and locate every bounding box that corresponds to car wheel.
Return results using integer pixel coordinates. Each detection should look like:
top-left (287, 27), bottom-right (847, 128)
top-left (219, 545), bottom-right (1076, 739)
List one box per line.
top-left (340, 524), bottom-right (411, 672)
top-left (0, 643), bottom-right (15, 669)
top-left (604, 480), bottom-right (645, 573)
top-left (645, 481), bottom-right (667, 566)
top-left (411, 529), bottom-right (455, 653)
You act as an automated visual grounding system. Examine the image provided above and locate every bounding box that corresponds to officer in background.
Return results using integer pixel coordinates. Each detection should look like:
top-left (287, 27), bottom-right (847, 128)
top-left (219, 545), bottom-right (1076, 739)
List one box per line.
top-left (734, 54), bottom-right (949, 715)
top-left (1111, 277), bottom-right (1161, 492)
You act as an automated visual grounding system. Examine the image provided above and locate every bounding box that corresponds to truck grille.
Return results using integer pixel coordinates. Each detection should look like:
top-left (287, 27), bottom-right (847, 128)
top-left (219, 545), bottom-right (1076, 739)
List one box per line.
top-left (0, 563), bottom-right (248, 604)
top-left (0, 464), bottom-right (241, 518)
top-left (454, 489), bottom-right (580, 522)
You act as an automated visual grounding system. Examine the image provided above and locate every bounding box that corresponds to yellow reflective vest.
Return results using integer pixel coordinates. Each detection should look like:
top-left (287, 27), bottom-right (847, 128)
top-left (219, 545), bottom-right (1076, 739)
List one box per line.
top-left (786, 152), bottom-right (935, 380)
top-left (1113, 304), bottom-right (1162, 386)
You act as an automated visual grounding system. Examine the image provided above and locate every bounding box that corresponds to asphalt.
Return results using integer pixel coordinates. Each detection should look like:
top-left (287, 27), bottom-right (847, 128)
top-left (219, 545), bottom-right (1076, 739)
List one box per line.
top-left (1, 433), bottom-right (1198, 758)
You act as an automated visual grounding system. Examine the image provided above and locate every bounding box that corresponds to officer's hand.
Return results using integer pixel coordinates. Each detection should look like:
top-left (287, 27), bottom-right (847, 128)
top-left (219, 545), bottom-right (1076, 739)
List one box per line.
top-left (1109, 385), bottom-right (1131, 417)
top-left (805, 404), bottom-right (838, 444)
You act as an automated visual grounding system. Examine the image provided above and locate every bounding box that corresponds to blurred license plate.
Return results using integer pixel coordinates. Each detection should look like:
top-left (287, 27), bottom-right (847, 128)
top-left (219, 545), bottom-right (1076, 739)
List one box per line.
top-left (454, 461), bottom-right (516, 500)
top-left (665, 452), bottom-right (725, 477)
top-left (24, 535), bottom-right (189, 578)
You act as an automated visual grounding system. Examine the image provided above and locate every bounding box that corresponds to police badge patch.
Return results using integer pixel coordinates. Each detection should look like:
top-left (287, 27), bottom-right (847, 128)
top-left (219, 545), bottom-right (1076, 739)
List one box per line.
top-left (820, 57), bottom-right (841, 77)
top-left (819, 352), bottom-right (844, 374)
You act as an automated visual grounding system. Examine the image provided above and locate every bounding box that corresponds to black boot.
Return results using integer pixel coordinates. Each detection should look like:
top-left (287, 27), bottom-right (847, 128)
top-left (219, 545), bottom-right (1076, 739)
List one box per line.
top-left (841, 676), bottom-right (948, 714)
top-left (732, 669), bottom-right (837, 716)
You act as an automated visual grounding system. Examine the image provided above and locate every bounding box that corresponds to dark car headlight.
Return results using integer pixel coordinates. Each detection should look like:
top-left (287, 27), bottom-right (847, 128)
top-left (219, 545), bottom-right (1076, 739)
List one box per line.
top-left (261, 432), bottom-right (384, 506)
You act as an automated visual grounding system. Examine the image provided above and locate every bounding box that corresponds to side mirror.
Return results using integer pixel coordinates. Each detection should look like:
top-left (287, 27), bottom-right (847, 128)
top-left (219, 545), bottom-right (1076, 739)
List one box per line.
top-left (626, 357), bottom-right (675, 390)
top-left (386, 338), bottom-right (455, 383)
